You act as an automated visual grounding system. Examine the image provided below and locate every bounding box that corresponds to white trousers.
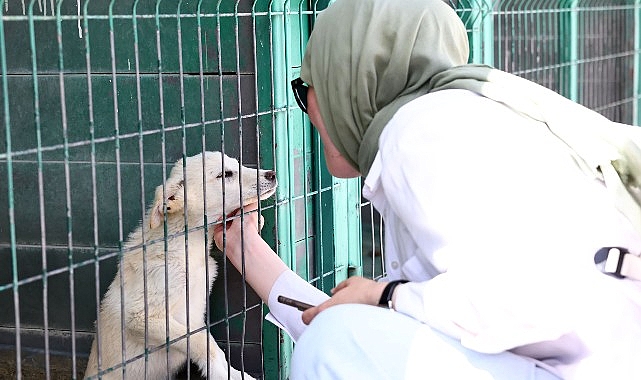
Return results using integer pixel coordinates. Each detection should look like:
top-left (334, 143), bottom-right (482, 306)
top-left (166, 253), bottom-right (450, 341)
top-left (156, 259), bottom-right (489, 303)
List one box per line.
top-left (290, 304), bottom-right (561, 380)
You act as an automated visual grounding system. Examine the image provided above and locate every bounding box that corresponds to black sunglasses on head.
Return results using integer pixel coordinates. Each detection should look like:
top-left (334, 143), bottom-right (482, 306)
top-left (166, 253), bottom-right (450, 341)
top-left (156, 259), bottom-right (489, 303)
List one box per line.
top-left (291, 77), bottom-right (309, 113)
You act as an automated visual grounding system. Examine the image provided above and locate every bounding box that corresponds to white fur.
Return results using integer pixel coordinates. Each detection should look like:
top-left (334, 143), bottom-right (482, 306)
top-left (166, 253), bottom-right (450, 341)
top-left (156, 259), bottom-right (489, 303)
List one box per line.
top-left (84, 151), bottom-right (277, 380)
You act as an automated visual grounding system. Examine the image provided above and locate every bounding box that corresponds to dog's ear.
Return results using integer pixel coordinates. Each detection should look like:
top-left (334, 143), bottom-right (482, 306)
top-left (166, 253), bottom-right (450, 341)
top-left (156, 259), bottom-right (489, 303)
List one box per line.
top-left (149, 180), bottom-right (185, 229)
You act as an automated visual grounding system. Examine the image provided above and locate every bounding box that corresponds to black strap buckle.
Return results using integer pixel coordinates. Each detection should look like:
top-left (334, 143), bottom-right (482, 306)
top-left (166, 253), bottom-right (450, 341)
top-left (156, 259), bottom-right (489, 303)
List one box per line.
top-left (594, 247), bottom-right (629, 279)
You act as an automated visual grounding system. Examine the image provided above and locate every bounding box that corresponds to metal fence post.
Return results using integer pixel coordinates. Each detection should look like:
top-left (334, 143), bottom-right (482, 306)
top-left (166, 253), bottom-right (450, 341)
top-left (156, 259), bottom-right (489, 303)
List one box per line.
top-left (268, 2), bottom-right (295, 378)
top-left (560, 0), bottom-right (579, 102)
top-left (464, 0), bottom-right (494, 64)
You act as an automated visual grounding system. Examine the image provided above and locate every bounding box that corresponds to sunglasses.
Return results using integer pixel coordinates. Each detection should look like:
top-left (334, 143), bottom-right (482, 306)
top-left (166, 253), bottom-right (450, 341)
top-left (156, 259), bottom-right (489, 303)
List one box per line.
top-left (291, 77), bottom-right (309, 113)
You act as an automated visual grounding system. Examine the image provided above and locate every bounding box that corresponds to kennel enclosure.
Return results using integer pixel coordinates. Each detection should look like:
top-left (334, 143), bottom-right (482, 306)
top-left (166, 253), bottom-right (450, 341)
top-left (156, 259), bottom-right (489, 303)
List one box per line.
top-left (1, 0), bottom-right (641, 378)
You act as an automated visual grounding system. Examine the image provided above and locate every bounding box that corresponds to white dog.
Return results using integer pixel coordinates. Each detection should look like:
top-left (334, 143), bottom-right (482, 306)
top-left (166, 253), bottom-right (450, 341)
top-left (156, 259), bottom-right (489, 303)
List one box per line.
top-left (84, 151), bottom-right (277, 380)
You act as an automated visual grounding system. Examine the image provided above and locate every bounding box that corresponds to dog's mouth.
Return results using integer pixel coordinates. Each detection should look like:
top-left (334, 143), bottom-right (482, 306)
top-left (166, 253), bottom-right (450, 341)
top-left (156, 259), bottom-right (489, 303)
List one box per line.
top-left (258, 186), bottom-right (277, 201)
top-left (242, 184), bottom-right (277, 207)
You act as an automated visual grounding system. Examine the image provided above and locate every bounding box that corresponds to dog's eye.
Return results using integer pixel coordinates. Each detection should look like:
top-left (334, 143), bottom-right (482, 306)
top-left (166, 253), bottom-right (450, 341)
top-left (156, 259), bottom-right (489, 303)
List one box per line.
top-left (216, 170), bottom-right (233, 179)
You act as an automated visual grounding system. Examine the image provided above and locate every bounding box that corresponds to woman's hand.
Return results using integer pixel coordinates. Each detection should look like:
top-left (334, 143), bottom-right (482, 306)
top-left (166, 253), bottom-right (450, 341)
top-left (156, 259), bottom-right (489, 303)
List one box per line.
top-left (211, 201), bottom-right (288, 303)
top-left (213, 202), bottom-right (264, 253)
top-left (301, 276), bottom-right (387, 324)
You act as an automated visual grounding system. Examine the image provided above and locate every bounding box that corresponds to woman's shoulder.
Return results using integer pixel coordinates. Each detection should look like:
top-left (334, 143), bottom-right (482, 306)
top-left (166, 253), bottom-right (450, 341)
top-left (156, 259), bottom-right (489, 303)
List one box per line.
top-left (386, 88), bottom-right (523, 136)
top-left (396, 89), bottom-right (497, 120)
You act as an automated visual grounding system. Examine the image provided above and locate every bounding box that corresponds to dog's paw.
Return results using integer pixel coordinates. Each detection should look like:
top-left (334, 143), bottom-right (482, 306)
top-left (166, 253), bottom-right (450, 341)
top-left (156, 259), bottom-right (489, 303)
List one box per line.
top-left (206, 350), bottom-right (256, 380)
top-left (230, 369), bottom-right (256, 380)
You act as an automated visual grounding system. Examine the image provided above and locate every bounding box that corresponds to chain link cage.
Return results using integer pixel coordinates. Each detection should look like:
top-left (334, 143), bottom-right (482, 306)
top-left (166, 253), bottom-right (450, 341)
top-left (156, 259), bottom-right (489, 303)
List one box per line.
top-left (1, 0), bottom-right (640, 379)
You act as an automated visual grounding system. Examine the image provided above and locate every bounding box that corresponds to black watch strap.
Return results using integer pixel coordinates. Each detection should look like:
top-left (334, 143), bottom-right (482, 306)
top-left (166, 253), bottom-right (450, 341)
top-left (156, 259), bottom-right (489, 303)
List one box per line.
top-left (378, 280), bottom-right (409, 307)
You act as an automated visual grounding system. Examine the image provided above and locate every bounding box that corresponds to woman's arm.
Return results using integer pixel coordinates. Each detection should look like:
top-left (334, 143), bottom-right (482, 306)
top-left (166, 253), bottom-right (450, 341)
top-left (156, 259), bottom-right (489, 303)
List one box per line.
top-left (213, 203), bottom-right (329, 341)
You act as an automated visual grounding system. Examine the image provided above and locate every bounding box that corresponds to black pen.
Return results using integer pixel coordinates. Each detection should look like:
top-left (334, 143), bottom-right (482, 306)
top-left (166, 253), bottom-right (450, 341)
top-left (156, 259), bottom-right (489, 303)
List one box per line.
top-left (277, 295), bottom-right (314, 311)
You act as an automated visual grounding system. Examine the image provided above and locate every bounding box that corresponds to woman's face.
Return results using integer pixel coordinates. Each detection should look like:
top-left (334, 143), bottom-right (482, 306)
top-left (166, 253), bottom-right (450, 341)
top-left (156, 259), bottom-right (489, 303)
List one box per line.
top-left (307, 87), bottom-right (361, 178)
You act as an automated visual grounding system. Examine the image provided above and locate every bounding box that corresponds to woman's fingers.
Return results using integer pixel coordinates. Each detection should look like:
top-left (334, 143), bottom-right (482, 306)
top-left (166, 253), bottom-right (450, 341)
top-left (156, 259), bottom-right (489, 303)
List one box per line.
top-left (302, 298), bottom-right (335, 325)
top-left (241, 201), bottom-right (260, 214)
top-left (302, 277), bottom-right (387, 325)
top-left (330, 277), bottom-right (354, 294)
top-left (213, 202), bottom-right (264, 251)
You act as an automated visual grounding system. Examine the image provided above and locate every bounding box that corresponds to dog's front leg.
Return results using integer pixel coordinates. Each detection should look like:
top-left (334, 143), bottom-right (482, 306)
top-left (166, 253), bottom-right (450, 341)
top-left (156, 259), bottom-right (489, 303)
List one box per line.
top-left (192, 331), bottom-right (257, 380)
top-left (135, 316), bottom-right (254, 380)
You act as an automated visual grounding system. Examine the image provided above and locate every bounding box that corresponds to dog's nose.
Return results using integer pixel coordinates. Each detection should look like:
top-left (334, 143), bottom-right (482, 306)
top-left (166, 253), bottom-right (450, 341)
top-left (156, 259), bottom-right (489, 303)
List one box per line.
top-left (264, 170), bottom-right (276, 181)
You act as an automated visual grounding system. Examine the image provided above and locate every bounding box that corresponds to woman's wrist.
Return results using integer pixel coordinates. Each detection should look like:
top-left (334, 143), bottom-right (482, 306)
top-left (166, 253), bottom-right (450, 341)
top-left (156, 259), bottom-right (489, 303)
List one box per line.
top-left (231, 235), bottom-right (288, 302)
top-left (372, 281), bottom-right (388, 305)
top-left (221, 228), bottom-right (263, 261)
top-left (378, 280), bottom-right (409, 309)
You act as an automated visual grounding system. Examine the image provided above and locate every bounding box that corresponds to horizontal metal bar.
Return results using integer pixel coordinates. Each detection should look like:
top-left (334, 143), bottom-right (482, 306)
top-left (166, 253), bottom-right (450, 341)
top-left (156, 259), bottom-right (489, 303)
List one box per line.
top-left (0, 107), bottom-right (293, 160)
top-left (0, 9), bottom-right (317, 22)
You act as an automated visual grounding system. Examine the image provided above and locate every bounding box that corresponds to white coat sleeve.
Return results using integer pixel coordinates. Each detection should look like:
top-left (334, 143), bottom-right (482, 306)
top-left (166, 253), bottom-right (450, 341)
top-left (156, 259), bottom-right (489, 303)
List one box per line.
top-left (265, 269), bottom-right (330, 342)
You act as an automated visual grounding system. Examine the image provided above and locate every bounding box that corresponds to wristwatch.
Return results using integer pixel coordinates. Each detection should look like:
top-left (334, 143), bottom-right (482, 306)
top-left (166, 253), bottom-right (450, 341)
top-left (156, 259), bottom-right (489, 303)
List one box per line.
top-left (378, 280), bottom-right (409, 309)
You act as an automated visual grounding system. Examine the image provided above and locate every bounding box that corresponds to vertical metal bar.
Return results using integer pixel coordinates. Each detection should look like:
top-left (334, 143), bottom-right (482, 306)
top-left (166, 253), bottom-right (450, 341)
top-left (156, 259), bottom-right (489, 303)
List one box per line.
top-left (2, 1), bottom-right (20, 378)
top-left (152, 2), bottom-right (172, 376)
top-left (585, 2), bottom-right (594, 110)
top-left (214, 1), bottom-right (232, 374)
top-left (107, 0), bottom-right (126, 377)
top-left (130, 0), bottom-right (151, 376)
top-left (58, 1), bottom-right (78, 376)
top-left (493, 0), bottom-right (504, 69)
top-left (577, 1), bottom-right (585, 109)
top-left (174, 2), bottom-right (192, 378)
top-left (80, 0), bottom-right (99, 374)
top-left (469, 0), bottom-right (494, 65)
top-left (579, 1), bottom-right (599, 108)
top-left (520, 2), bottom-right (528, 81)
top-left (270, 1), bottom-right (296, 376)
top-left (232, 2), bottom-right (249, 375)
top-left (195, 2), bottom-right (211, 379)
top-left (367, 204), bottom-right (375, 279)
top-left (271, 0), bottom-right (293, 274)
top-left (263, 1), bottom-right (287, 378)
top-left (345, 178), bottom-right (362, 278)
top-left (26, 1), bottom-right (50, 378)
top-left (55, 0), bottom-right (77, 377)
top-left (547, 0), bottom-right (555, 90)
top-left (309, 0), bottom-right (325, 295)
top-left (509, 1), bottom-right (517, 74)
top-left (596, 1), bottom-right (604, 116)
top-left (295, 0), bottom-right (311, 287)
top-left (281, 1), bottom-right (296, 375)
top-left (249, 2), bottom-right (267, 376)
top-left (377, 205), bottom-right (385, 278)
top-left (565, 0), bottom-right (579, 103)
top-left (283, 0), bottom-right (297, 281)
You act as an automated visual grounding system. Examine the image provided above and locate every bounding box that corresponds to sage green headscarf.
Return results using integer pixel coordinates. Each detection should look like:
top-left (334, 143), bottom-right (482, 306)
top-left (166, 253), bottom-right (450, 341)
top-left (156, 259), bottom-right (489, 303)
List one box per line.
top-left (301, 0), bottom-right (641, 237)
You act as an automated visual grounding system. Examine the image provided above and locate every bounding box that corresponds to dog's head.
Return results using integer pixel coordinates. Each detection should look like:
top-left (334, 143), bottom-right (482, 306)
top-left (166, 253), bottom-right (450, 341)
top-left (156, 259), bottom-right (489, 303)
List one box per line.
top-left (149, 151), bottom-right (277, 229)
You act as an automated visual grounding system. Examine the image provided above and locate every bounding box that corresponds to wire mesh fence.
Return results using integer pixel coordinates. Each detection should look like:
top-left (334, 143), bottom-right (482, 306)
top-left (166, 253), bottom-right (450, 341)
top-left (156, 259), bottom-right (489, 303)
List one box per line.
top-left (0, 0), bottom-right (359, 378)
top-left (456, 0), bottom-right (641, 124)
top-left (1, 0), bottom-right (640, 379)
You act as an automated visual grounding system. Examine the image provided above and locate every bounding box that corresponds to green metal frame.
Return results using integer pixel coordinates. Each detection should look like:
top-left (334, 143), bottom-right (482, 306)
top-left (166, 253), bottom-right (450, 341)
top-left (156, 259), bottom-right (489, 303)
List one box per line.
top-left (264, 1), bottom-right (361, 377)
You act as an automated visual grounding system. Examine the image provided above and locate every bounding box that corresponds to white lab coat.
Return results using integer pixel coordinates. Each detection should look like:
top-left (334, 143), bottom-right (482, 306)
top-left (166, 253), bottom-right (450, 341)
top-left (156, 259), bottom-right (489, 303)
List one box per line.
top-left (268, 89), bottom-right (641, 379)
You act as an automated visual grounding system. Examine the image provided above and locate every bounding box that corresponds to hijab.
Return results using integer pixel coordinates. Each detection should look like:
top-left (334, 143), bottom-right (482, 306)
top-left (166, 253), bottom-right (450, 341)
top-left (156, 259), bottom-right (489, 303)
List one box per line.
top-left (300, 0), bottom-right (641, 237)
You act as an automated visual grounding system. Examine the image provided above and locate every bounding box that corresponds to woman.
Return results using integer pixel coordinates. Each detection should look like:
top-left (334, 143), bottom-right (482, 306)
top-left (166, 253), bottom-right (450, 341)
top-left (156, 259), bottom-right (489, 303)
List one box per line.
top-left (215, 0), bottom-right (641, 378)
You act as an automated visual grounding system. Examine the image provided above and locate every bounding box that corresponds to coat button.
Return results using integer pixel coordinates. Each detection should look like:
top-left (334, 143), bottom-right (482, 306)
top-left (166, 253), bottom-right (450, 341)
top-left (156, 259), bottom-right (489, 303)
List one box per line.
top-left (391, 261), bottom-right (399, 270)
